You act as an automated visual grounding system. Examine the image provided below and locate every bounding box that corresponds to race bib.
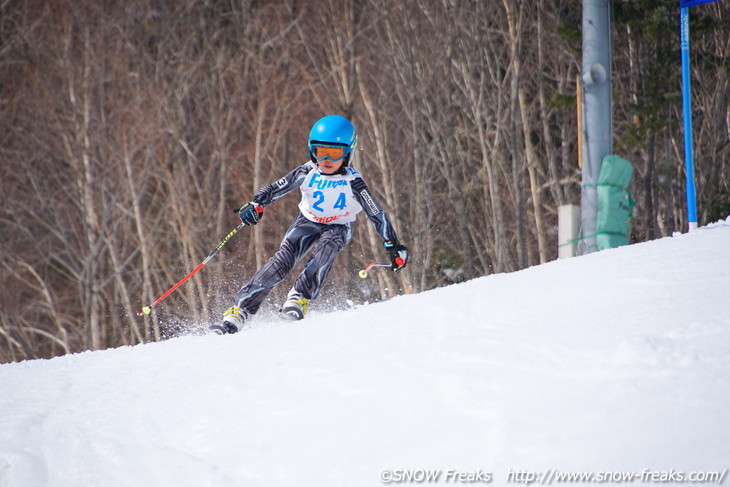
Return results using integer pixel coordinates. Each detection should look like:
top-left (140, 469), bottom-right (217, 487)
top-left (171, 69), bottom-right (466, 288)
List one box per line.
top-left (298, 169), bottom-right (363, 224)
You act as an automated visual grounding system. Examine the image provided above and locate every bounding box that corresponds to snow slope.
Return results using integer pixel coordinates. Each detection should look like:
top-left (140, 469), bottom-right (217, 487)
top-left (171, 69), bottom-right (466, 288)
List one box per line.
top-left (1, 220), bottom-right (729, 487)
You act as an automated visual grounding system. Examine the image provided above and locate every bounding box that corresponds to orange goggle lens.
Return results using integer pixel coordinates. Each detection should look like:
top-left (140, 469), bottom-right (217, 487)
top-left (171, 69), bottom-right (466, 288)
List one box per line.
top-left (313, 146), bottom-right (346, 162)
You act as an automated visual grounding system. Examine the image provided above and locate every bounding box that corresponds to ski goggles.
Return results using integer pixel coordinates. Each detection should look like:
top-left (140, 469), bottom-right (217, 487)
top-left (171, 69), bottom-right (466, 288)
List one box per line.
top-left (312, 145), bottom-right (347, 162)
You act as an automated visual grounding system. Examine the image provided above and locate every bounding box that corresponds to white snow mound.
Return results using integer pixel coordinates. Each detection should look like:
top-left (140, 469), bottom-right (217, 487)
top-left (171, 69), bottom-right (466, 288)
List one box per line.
top-left (2, 221), bottom-right (729, 487)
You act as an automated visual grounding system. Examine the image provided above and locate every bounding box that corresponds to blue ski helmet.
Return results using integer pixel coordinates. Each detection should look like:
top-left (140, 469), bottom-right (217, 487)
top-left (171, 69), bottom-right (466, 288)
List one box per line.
top-left (308, 115), bottom-right (357, 167)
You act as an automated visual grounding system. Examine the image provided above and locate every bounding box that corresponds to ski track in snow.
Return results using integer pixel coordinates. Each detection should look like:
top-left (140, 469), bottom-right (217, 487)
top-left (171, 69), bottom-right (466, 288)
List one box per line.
top-left (1, 218), bottom-right (729, 486)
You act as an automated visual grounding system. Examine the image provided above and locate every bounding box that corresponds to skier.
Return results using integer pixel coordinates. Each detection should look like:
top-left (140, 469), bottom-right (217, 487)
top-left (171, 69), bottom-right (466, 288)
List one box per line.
top-left (210, 115), bottom-right (408, 334)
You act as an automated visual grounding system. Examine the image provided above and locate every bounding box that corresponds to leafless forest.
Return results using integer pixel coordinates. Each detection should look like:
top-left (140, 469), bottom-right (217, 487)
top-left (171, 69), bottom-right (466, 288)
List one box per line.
top-left (1, 0), bottom-right (728, 362)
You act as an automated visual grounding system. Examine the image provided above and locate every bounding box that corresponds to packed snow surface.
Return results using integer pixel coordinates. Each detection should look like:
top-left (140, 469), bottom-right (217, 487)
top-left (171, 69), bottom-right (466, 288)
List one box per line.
top-left (2, 220), bottom-right (730, 487)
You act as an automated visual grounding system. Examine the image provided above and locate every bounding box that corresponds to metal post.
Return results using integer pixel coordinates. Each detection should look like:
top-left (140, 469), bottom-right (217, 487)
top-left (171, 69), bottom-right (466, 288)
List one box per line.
top-left (680, 7), bottom-right (698, 232)
top-left (559, 205), bottom-right (581, 259)
top-left (579, 0), bottom-right (613, 254)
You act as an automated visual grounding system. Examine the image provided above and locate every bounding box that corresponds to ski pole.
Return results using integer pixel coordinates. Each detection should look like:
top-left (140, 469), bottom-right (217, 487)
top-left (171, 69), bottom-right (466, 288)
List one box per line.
top-left (139, 222), bottom-right (245, 316)
top-left (358, 258), bottom-right (404, 278)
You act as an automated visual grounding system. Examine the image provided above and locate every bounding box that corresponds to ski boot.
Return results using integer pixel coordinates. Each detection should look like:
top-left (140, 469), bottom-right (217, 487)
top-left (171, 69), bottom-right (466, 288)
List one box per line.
top-left (280, 290), bottom-right (308, 321)
top-left (209, 306), bottom-right (249, 335)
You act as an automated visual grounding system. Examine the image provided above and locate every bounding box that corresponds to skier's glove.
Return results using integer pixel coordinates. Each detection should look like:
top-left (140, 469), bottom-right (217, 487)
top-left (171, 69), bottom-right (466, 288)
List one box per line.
top-left (238, 202), bottom-right (264, 226)
top-left (384, 240), bottom-right (408, 272)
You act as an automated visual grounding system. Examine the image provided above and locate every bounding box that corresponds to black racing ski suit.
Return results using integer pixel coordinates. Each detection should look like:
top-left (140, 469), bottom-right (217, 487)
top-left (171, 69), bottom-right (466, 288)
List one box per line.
top-left (234, 161), bottom-right (399, 314)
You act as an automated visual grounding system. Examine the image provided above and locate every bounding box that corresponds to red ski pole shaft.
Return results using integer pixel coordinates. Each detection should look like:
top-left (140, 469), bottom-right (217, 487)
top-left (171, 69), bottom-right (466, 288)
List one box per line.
top-left (358, 257), bottom-right (404, 278)
top-left (139, 223), bottom-right (245, 316)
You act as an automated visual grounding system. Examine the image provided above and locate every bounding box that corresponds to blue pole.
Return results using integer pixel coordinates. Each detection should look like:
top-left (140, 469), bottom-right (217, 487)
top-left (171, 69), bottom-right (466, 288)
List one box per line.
top-left (680, 7), bottom-right (698, 232)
